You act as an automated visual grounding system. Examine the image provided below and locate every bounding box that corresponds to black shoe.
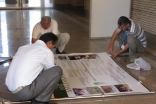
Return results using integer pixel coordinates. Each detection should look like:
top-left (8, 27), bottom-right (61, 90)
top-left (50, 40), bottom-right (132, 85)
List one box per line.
top-left (61, 51), bottom-right (67, 54)
top-left (31, 99), bottom-right (49, 104)
top-left (56, 48), bottom-right (67, 54)
top-left (118, 52), bottom-right (129, 57)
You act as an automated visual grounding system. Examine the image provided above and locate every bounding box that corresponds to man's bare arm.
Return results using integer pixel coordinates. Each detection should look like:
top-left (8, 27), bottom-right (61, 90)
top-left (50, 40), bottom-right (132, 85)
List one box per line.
top-left (113, 44), bottom-right (129, 58)
top-left (108, 28), bottom-right (122, 53)
top-left (32, 38), bottom-right (37, 43)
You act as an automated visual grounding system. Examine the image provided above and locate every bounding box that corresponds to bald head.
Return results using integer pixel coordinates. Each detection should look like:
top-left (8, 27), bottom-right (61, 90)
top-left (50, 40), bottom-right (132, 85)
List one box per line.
top-left (41, 16), bottom-right (51, 22)
top-left (40, 16), bottom-right (51, 29)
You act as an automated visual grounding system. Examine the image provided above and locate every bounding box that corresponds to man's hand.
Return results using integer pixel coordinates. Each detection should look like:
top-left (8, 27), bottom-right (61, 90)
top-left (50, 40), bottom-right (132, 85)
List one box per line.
top-left (108, 28), bottom-right (121, 53)
top-left (108, 45), bottom-right (114, 54)
top-left (113, 44), bottom-right (129, 58)
top-left (113, 52), bottom-right (120, 58)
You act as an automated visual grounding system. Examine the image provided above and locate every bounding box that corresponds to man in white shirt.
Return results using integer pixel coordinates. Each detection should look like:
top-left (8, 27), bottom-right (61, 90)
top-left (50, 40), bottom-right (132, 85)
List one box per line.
top-left (32, 16), bottom-right (70, 54)
top-left (108, 16), bottom-right (146, 62)
top-left (6, 32), bottom-right (62, 104)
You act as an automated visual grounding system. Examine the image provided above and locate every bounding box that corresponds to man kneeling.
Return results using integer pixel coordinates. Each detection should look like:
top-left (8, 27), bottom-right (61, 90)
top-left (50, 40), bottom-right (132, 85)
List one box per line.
top-left (6, 32), bottom-right (62, 104)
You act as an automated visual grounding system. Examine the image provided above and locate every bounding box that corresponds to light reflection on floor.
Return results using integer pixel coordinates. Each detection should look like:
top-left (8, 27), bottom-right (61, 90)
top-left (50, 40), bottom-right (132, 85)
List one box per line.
top-left (0, 9), bottom-right (55, 56)
top-left (0, 11), bottom-right (8, 56)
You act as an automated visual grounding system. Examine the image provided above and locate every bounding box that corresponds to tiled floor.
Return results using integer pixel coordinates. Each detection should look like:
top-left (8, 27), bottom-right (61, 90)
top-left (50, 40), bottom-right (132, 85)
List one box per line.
top-left (0, 8), bottom-right (156, 104)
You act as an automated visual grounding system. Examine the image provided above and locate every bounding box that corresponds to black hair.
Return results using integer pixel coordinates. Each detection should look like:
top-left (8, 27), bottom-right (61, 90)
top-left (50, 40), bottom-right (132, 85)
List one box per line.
top-left (41, 16), bottom-right (51, 22)
top-left (117, 16), bottom-right (131, 27)
top-left (39, 32), bottom-right (58, 45)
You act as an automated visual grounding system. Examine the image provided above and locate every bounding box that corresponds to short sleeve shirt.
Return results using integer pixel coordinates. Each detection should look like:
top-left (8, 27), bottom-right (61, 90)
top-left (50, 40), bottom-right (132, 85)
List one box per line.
top-left (119, 19), bottom-right (147, 47)
top-left (129, 19), bottom-right (147, 47)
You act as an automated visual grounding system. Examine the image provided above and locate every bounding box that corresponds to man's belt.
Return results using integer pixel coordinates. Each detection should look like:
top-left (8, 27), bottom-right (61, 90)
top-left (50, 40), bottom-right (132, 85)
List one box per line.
top-left (12, 86), bottom-right (25, 94)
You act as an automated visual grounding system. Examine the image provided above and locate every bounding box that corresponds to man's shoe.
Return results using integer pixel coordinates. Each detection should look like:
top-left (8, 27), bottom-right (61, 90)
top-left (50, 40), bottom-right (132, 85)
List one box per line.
top-left (130, 58), bottom-right (137, 63)
top-left (118, 52), bottom-right (129, 57)
top-left (31, 99), bottom-right (49, 104)
top-left (61, 51), bottom-right (67, 54)
top-left (56, 48), bottom-right (67, 54)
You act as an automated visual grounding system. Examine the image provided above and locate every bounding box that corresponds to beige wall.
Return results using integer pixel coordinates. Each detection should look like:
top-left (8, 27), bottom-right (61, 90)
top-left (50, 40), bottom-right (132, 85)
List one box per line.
top-left (131, 0), bottom-right (156, 35)
top-left (90, 0), bottom-right (131, 38)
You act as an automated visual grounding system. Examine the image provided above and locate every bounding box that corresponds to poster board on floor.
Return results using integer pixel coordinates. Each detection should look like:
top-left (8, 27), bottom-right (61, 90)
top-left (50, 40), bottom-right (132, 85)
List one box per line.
top-left (52, 52), bottom-right (154, 99)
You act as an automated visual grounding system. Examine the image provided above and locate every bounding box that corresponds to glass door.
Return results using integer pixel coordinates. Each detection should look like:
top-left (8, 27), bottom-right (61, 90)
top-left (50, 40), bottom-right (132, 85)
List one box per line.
top-left (0, 0), bottom-right (20, 9)
top-left (22, 0), bottom-right (54, 8)
top-left (0, 0), bottom-right (54, 9)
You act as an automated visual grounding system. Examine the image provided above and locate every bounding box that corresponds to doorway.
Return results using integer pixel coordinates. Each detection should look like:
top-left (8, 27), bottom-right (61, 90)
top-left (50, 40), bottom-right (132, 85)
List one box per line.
top-left (0, 0), bottom-right (54, 9)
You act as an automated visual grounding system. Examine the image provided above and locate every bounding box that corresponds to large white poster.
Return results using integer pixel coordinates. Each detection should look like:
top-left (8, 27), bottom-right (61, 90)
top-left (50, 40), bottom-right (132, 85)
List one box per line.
top-left (53, 52), bottom-right (154, 99)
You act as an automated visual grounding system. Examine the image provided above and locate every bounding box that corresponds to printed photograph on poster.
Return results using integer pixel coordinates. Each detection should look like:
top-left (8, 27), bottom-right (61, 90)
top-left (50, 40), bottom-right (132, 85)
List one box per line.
top-left (68, 56), bottom-right (80, 60)
top-left (58, 56), bottom-right (67, 60)
top-left (86, 87), bottom-right (103, 95)
top-left (73, 88), bottom-right (90, 96)
top-left (100, 85), bottom-right (117, 93)
top-left (68, 54), bottom-right (100, 60)
top-left (88, 54), bottom-right (100, 59)
top-left (114, 84), bottom-right (132, 92)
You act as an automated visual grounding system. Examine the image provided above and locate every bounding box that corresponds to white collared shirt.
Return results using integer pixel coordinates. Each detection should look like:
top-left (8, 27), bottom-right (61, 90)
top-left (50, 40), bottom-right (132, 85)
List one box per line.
top-left (5, 40), bottom-right (55, 91)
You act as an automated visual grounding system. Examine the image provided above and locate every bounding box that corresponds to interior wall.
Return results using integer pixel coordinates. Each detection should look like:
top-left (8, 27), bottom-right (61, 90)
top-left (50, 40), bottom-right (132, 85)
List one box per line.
top-left (131, 0), bottom-right (156, 35)
top-left (53, 0), bottom-right (89, 11)
top-left (131, 1), bottom-right (156, 50)
top-left (53, 0), bottom-right (84, 6)
top-left (90, 0), bottom-right (131, 38)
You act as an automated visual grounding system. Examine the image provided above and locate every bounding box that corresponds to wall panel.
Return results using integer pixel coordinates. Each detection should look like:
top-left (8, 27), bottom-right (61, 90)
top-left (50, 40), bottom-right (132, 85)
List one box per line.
top-left (131, 0), bottom-right (156, 35)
